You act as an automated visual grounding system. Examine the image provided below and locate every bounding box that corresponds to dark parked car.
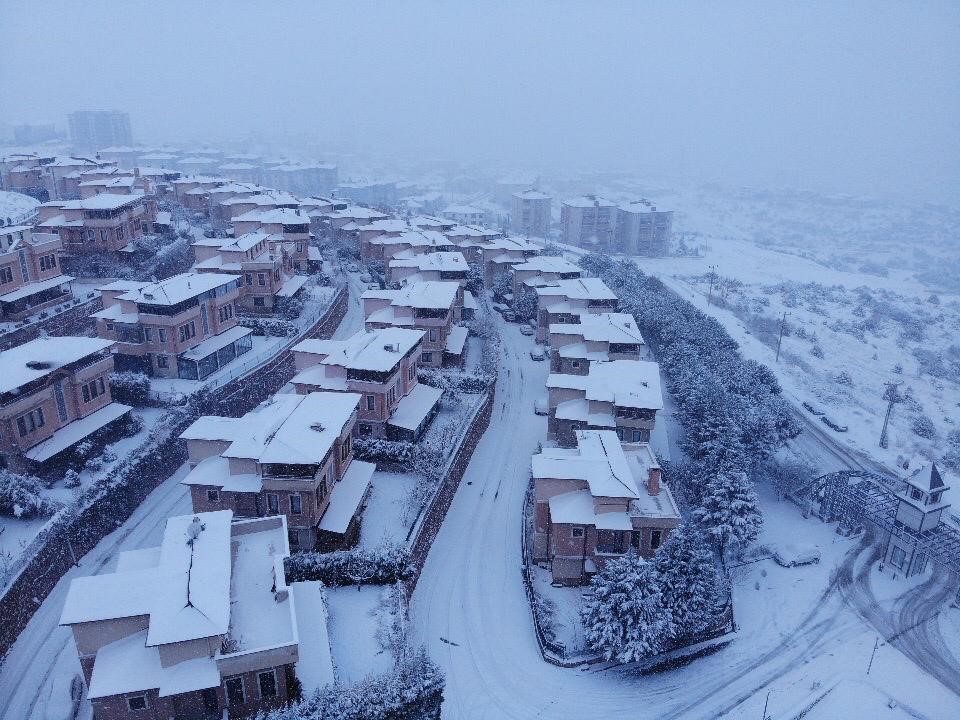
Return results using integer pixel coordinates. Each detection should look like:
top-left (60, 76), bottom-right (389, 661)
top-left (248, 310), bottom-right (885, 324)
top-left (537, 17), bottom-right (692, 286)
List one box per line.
top-left (803, 401), bottom-right (825, 415)
top-left (821, 416), bottom-right (848, 432)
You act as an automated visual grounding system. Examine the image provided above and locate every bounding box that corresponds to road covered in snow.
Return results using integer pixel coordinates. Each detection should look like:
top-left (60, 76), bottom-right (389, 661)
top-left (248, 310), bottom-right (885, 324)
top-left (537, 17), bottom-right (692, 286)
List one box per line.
top-left (410, 318), bottom-right (960, 719)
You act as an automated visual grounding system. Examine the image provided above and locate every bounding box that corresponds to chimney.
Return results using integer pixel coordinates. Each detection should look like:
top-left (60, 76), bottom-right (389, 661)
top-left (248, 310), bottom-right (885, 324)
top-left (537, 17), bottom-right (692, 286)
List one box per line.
top-left (647, 468), bottom-right (661, 496)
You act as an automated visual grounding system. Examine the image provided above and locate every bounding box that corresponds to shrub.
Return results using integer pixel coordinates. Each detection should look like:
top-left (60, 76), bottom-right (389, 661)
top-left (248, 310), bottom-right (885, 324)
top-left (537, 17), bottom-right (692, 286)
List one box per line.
top-left (834, 370), bottom-right (853, 386)
top-left (63, 469), bottom-right (82, 489)
top-left (810, 343), bottom-right (824, 359)
top-left (912, 414), bottom-right (937, 439)
top-left (0, 470), bottom-right (61, 517)
top-left (284, 544), bottom-right (413, 586)
top-left (110, 371), bottom-right (151, 405)
top-left (353, 437), bottom-right (414, 465)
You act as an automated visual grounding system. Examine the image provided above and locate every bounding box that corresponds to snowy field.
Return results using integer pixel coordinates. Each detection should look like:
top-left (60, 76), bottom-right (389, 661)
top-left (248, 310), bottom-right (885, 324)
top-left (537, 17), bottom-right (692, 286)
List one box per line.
top-left (325, 585), bottom-right (396, 683)
top-left (359, 471), bottom-right (420, 548)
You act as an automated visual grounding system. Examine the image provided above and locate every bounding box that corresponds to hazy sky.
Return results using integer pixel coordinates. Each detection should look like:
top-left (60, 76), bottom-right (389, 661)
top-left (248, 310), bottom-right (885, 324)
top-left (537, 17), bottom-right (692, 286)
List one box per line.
top-left (1, 1), bottom-right (958, 202)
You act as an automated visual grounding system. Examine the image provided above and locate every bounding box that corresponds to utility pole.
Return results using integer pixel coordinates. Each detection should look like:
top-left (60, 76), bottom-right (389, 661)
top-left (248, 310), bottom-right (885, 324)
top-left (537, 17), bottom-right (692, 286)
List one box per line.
top-left (879, 380), bottom-right (905, 449)
top-left (761, 690), bottom-right (771, 720)
top-left (706, 264), bottom-right (718, 305)
top-left (775, 311), bottom-right (790, 362)
top-left (866, 635), bottom-right (880, 675)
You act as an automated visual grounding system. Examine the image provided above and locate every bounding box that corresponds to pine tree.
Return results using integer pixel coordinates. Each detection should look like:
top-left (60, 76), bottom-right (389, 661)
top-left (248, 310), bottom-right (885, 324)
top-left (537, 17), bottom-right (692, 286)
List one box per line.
top-left (581, 553), bottom-right (674, 662)
top-left (693, 469), bottom-right (763, 569)
top-left (652, 523), bottom-right (726, 636)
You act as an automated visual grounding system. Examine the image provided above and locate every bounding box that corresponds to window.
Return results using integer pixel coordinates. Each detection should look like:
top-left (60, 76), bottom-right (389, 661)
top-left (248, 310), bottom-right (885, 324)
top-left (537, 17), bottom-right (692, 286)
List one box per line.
top-left (290, 494), bottom-right (303, 515)
top-left (386, 385), bottom-right (396, 406)
top-left (340, 434), bottom-right (351, 460)
top-left (428, 328), bottom-right (438, 342)
top-left (253, 296), bottom-right (265, 307)
top-left (245, 273), bottom-right (253, 286)
top-left (218, 304), bottom-right (234, 322)
top-left (408, 363), bottom-right (415, 380)
top-left (158, 328), bottom-right (166, 343)
top-left (178, 321), bottom-right (196, 343)
top-left (421, 352), bottom-right (433, 364)
top-left (931, 491), bottom-right (943, 504)
top-left (596, 530), bottom-right (624, 554)
top-left (890, 545), bottom-right (907, 569)
top-left (225, 677), bottom-right (245, 707)
top-left (156, 354), bottom-right (169, 369)
top-left (359, 423), bottom-right (372, 436)
top-left (909, 487), bottom-right (923, 501)
top-left (116, 223), bottom-right (124, 242)
top-left (127, 695), bottom-right (149, 711)
top-left (81, 378), bottom-right (105, 403)
top-left (16, 416), bottom-right (27, 438)
top-left (0, 267), bottom-right (12, 284)
top-left (86, 228), bottom-right (96, 243)
top-left (143, 327), bottom-right (153, 342)
top-left (39, 254), bottom-right (57, 271)
top-left (571, 360), bottom-right (581, 369)
top-left (650, 530), bottom-right (663, 550)
top-left (257, 272), bottom-right (266, 286)
top-left (258, 670), bottom-right (278, 698)
top-left (267, 494), bottom-right (280, 515)
top-left (571, 527), bottom-right (584, 538)
top-left (295, 242), bottom-right (303, 253)
top-left (366, 394), bottom-right (376, 411)
top-left (316, 478), bottom-right (328, 504)
top-left (207, 489), bottom-right (220, 503)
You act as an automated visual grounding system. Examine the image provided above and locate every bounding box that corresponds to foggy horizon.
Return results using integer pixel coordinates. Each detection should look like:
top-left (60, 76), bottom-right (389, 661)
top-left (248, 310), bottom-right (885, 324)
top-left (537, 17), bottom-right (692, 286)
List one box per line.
top-left (2, 0), bottom-right (959, 203)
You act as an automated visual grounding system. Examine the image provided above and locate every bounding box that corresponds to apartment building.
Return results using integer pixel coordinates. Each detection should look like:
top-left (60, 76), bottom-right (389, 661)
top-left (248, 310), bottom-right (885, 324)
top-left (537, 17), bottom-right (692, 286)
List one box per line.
top-left (532, 430), bottom-right (680, 585)
top-left (59, 510), bottom-right (335, 719)
top-left (534, 277), bottom-right (619, 342)
top-left (509, 255), bottom-right (582, 297)
top-left (548, 312), bottom-right (647, 374)
top-left (560, 195), bottom-right (617, 249)
top-left (0, 225), bottom-right (73, 320)
top-left (37, 193), bottom-right (154, 255)
top-left (68, 110), bottom-right (133, 152)
top-left (615, 201), bottom-right (673, 257)
top-left (181, 391), bottom-right (375, 551)
top-left (511, 189), bottom-right (552, 238)
top-left (192, 231), bottom-right (308, 313)
top-left (290, 327), bottom-right (441, 440)
top-left (440, 204), bottom-right (486, 226)
top-left (266, 161), bottom-right (338, 196)
top-left (0, 336), bottom-right (131, 471)
top-left (362, 281), bottom-right (468, 366)
top-left (93, 273), bottom-right (251, 380)
top-left (546, 359), bottom-right (663, 447)
top-left (387, 250), bottom-right (468, 286)
top-left (43, 156), bottom-right (109, 200)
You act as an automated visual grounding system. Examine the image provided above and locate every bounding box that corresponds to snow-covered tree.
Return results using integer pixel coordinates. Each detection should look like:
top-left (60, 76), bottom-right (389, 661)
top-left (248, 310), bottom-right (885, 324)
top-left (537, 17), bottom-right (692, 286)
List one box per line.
top-left (693, 469), bottom-right (763, 568)
top-left (512, 286), bottom-right (538, 322)
top-left (652, 524), bottom-right (725, 636)
top-left (581, 553), bottom-right (673, 662)
top-left (491, 272), bottom-right (512, 299)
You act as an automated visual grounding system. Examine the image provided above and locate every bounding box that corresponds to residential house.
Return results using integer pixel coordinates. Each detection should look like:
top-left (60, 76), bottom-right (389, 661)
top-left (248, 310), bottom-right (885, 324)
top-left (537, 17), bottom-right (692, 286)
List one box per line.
top-left (92, 273), bottom-right (251, 380)
top-left (548, 312), bottom-right (647, 374)
top-left (232, 207), bottom-right (311, 272)
top-left (37, 193), bottom-right (154, 255)
top-left (440, 205), bottom-right (486, 226)
top-left (59, 510), bottom-right (335, 719)
top-left (0, 225), bottom-right (73, 320)
top-left (0, 336), bottom-right (131, 472)
top-left (290, 327), bottom-right (441, 440)
top-left (532, 429), bottom-right (680, 585)
top-left (362, 281), bottom-right (469, 366)
top-left (534, 277), bottom-right (619, 342)
top-left (546, 359), bottom-right (663, 447)
top-left (509, 255), bottom-right (582, 297)
top-left (480, 235), bottom-right (540, 286)
top-left (363, 229), bottom-right (454, 265)
top-left (181, 392), bottom-right (375, 551)
top-left (387, 250), bottom-right (468, 287)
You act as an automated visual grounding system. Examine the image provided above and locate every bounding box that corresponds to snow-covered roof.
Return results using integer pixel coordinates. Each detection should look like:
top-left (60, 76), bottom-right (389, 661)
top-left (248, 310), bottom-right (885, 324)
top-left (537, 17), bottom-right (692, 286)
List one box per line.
top-left (549, 312), bottom-right (645, 346)
top-left (357, 218), bottom-right (409, 233)
top-left (234, 207), bottom-right (309, 225)
top-left (907, 463), bottom-right (949, 492)
top-left (180, 326), bottom-right (253, 362)
top-left (441, 204), bottom-right (485, 215)
top-left (390, 251), bottom-right (467, 273)
top-left (445, 325), bottom-right (469, 355)
top-left (60, 193), bottom-right (146, 211)
top-left (318, 460), bottom-right (375, 533)
top-left (562, 195), bottom-right (616, 208)
top-left (549, 490), bottom-right (632, 530)
top-left (0, 274), bottom-right (74, 302)
top-left (118, 272), bottom-right (238, 305)
top-left (535, 277), bottom-right (617, 302)
top-left (24, 402), bottom-right (131, 462)
top-left (511, 256), bottom-right (581, 274)
top-left (370, 228), bottom-right (450, 249)
top-left (294, 327), bottom-right (424, 372)
top-left (547, 359), bottom-right (663, 410)
top-left (513, 189), bottom-right (551, 201)
top-left (388, 383), bottom-right (443, 432)
top-left (0, 336), bottom-right (113, 394)
top-left (362, 281), bottom-right (460, 311)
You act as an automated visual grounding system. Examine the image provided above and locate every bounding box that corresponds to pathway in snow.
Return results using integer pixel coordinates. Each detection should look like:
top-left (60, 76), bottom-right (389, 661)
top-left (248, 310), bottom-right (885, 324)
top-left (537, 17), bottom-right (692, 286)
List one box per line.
top-left (409, 316), bottom-right (960, 719)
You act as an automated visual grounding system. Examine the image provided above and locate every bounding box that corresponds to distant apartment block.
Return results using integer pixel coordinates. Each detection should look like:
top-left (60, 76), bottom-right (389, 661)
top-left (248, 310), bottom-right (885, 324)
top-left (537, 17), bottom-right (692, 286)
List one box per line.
top-left (561, 195), bottom-right (617, 249)
top-left (615, 200), bottom-right (673, 257)
top-left (511, 189), bottom-right (552, 238)
top-left (532, 429), bottom-right (680, 585)
top-left (0, 224), bottom-right (73, 320)
top-left (362, 281), bottom-right (469, 366)
top-left (0, 337), bottom-right (131, 472)
top-left (291, 327), bottom-right (441, 440)
top-left (546, 359), bottom-right (663, 447)
top-left (93, 273), bottom-right (251, 380)
top-left (67, 110), bottom-right (133, 153)
top-left (13, 123), bottom-right (58, 145)
top-left (440, 204), bottom-right (486, 226)
top-left (181, 391), bottom-right (375, 551)
top-left (59, 510), bottom-right (335, 719)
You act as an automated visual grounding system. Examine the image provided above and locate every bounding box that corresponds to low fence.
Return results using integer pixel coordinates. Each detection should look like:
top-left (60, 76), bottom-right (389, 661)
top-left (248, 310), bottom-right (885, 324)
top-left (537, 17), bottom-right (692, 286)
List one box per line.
top-left (0, 296), bottom-right (101, 350)
top-left (403, 385), bottom-right (495, 595)
top-left (0, 285), bottom-right (349, 658)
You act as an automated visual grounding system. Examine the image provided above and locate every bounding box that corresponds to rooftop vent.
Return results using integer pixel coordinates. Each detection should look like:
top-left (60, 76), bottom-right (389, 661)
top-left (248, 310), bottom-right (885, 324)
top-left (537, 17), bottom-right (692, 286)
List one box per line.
top-left (25, 360), bottom-right (53, 370)
top-left (384, 343), bottom-right (398, 352)
top-left (310, 422), bottom-right (326, 433)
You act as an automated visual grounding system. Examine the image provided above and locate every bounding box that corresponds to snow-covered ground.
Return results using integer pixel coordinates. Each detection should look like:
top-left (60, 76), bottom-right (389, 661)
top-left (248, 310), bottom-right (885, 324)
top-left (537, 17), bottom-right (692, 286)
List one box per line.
top-left (325, 585), bottom-right (396, 683)
top-left (0, 190), bottom-right (40, 225)
top-left (359, 471), bottom-right (420, 548)
top-left (410, 314), bottom-right (960, 719)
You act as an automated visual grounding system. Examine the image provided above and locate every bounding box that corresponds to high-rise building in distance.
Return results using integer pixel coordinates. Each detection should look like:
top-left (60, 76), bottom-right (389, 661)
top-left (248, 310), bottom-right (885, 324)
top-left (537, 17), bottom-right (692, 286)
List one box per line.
top-left (67, 110), bottom-right (133, 152)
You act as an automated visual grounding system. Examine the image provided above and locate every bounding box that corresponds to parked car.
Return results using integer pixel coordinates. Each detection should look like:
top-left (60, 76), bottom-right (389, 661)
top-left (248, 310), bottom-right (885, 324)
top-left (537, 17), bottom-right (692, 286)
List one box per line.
top-left (534, 396), bottom-right (549, 415)
top-left (493, 303), bottom-right (508, 314)
top-left (771, 542), bottom-right (821, 568)
top-left (821, 416), bottom-right (848, 432)
top-left (502, 311), bottom-right (515, 322)
top-left (529, 348), bottom-right (545, 361)
top-left (360, 274), bottom-right (372, 283)
top-left (520, 324), bottom-right (535, 336)
top-left (803, 401), bottom-right (825, 415)
top-left (367, 283), bottom-right (380, 290)
top-left (347, 263), bottom-right (359, 273)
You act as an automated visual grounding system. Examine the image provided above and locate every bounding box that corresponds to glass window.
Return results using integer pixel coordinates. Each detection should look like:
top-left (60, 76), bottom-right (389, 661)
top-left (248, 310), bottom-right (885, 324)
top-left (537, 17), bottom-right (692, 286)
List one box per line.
top-left (267, 494), bottom-right (280, 514)
top-left (290, 494), bottom-right (303, 514)
top-left (156, 354), bottom-right (168, 369)
top-left (571, 527), bottom-right (584, 538)
top-left (366, 394), bottom-right (376, 410)
top-left (127, 695), bottom-right (148, 711)
top-left (890, 545), bottom-right (906, 569)
top-left (258, 670), bottom-right (277, 698)
top-left (225, 677), bottom-right (245, 707)
top-left (650, 530), bottom-right (663, 550)
top-left (158, 328), bottom-right (166, 343)
top-left (207, 489), bottom-right (220, 503)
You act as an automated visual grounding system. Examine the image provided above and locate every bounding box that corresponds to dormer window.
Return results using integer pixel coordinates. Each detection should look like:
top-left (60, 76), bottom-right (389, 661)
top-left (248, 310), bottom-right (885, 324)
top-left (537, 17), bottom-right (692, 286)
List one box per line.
top-left (909, 487), bottom-right (924, 501)
top-left (930, 491), bottom-right (943, 505)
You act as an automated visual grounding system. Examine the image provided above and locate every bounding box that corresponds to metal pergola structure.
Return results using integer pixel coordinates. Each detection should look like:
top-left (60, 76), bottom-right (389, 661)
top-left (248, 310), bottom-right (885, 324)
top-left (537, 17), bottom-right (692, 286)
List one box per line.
top-left (793, 470), bottom-right (960, 600)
